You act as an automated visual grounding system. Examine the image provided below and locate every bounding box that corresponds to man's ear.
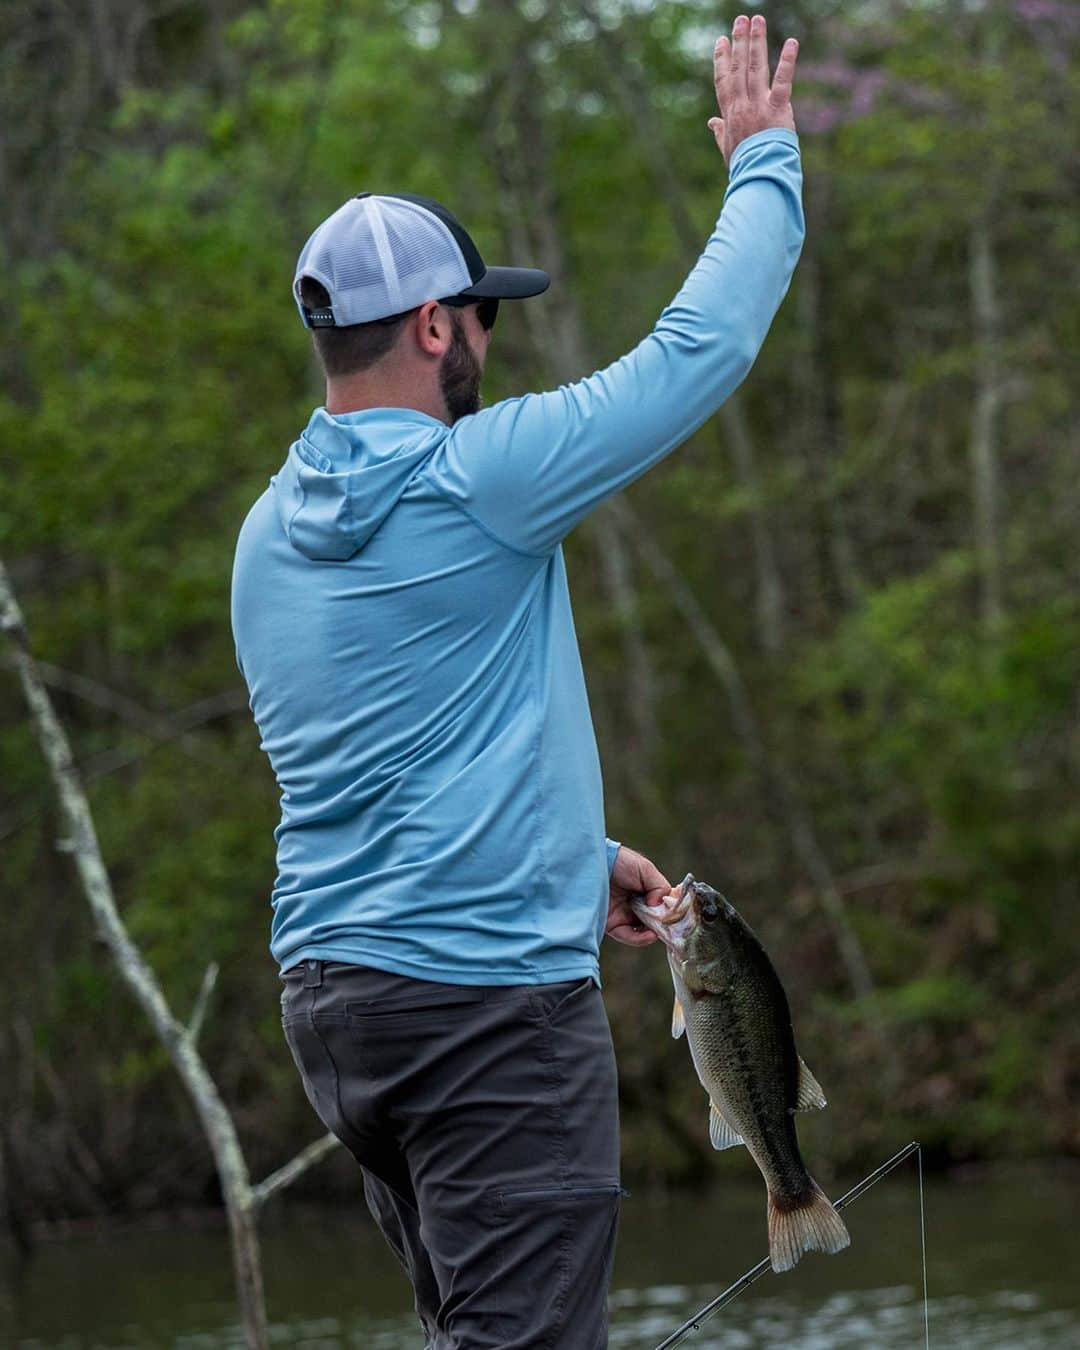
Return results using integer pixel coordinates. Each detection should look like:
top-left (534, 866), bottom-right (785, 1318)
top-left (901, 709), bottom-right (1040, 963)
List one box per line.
top-left (413, 301), bottom-right (450, 358)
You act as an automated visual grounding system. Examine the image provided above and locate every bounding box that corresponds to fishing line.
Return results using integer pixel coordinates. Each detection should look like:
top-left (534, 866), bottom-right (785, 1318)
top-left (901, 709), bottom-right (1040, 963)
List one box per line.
top-left (918, 1143), bottom-right (930, 1349)
top-left (653, 1140), bottom-right (928, 1349)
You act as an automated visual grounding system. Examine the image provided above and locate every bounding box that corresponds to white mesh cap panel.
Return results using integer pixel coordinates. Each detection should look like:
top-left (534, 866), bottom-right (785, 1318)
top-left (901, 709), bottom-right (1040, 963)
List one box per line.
top-left (293, 196), bottom-right (473, 326)
top-left (382, 202), bottom-right (472, 312)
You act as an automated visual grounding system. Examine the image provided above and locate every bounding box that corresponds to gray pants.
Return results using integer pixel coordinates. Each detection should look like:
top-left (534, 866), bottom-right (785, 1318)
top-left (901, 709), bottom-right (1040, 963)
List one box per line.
top-left (280, 959), bottom-right (624, 1348)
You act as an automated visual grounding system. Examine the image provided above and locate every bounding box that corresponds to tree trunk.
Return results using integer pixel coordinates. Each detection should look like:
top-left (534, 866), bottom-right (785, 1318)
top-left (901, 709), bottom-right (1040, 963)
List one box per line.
top-left (796, 170), bottom-right (863, 610)
top-left (580, 0), bottom-right (788, 653)
top-left (494, 23), bottom-right (663, 782)
top-left (969, 215), bottom-right (1004, 629)
top-left (968, 6), bottom-right (1007, 629)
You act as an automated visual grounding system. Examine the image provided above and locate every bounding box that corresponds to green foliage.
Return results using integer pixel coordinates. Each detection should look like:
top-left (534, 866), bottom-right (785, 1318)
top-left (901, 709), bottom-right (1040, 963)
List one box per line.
top-left (853, 975), bottom-right (987, 1027)
top-left (2, 0), bottom-right (1078, 1214)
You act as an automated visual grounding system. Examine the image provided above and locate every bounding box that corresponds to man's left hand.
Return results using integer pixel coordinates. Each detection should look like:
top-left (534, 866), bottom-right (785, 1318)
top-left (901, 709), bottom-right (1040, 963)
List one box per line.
top-left (605, 846), bottom-right (672, 947)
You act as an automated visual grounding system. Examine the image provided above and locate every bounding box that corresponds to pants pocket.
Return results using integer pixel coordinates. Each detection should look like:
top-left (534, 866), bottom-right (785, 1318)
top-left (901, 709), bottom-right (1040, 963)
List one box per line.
top-left (281, 1016), bottom-right (358, 1154)
top-left (344, 984), bottom-right (486, 1017)
top-left (492, 1181), bottom-right (624, 1209)
top-left (484, 1182), bottom-right (623, 1348)
top-left (534, 976), bottom-right (596, 1026)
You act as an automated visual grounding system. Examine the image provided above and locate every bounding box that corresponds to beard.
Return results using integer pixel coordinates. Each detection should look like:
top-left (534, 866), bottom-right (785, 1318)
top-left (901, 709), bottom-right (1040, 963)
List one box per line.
top-left (439, 311), bottom-right (483, 423)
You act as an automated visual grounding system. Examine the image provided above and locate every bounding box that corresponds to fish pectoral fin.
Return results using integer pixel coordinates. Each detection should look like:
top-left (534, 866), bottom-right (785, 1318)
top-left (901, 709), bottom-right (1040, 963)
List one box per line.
top-left (794, 1056), bottom-right (828, 1111)
top-left (708, 1101), bottom-right (744, 1151)
top-left (671, 997), bottom-right (686, 1040)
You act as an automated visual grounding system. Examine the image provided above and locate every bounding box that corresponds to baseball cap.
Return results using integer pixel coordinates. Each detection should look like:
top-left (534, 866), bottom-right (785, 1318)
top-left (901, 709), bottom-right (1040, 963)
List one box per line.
top-left (293, 192), bottom-right (551, 328)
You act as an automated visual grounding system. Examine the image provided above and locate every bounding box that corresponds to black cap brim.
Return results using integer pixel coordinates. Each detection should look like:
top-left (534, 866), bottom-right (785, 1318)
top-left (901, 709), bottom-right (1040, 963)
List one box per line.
top-left (458, 266), bottom-right (550, 300)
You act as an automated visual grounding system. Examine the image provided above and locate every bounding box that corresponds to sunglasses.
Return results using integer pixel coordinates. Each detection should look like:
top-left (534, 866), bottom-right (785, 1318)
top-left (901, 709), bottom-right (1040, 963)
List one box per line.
top-left (440, 295), bottom-right (500, 331)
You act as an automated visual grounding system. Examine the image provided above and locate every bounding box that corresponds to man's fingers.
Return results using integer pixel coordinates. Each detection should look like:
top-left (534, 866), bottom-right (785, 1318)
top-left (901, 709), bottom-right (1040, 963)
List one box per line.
top-left (609, 922), bottom-right (658, 948)
top-left (714, 15), bottom-right (800, 137)
top-left (769, 36), bottom-right (799, 108)
top-left (713, 34), bottom-right (731, 106)
top-left (627, 927), bottom-right (658, 947)
top-left (639, 859), bottom-right (672, 894)
top-left (747, 13), bottom-right (769, 98)
top-left (729, 14), bottom-right (749, 99)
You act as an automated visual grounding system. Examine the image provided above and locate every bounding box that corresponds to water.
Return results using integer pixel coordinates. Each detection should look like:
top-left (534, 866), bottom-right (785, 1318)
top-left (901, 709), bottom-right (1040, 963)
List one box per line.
top-left (2, 1163), bottom-right (1077, 1348)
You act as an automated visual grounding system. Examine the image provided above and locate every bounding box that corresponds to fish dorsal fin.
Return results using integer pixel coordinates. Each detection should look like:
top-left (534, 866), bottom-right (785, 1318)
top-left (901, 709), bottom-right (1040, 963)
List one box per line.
top-left (709, 1101), bottom-right (744, 1151)
top-left (671, 996), bottom-right (685, 1040)
top-left (794, 1056), bottom-right (827, 1110)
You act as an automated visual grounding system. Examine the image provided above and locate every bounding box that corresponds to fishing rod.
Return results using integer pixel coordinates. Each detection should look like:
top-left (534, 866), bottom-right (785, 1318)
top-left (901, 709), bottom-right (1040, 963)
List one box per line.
top-left (654, 1140), bottom-right (928, 1349)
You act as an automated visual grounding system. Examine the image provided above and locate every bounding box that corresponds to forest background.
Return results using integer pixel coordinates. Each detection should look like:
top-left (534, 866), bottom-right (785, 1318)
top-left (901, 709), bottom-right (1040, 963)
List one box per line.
top-left (1, 0), bottom-right (1077, 1230)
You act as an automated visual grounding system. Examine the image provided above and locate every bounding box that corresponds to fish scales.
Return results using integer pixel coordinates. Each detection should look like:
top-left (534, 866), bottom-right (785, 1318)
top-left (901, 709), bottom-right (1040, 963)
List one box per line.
top-left (632, 874), bottom-right (851, 1273)
top-left (681, 902), bottom-right (806, 1197)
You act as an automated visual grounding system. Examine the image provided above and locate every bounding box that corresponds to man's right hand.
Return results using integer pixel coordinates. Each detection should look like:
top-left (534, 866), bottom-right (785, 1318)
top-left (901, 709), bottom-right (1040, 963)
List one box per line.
top-left (708, 13), bottom-right (799, 166)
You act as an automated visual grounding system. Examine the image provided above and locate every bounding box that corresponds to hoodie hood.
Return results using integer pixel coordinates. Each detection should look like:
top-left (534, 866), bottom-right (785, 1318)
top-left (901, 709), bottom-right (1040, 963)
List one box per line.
top-left (272, 407), bottom-right (447, 560)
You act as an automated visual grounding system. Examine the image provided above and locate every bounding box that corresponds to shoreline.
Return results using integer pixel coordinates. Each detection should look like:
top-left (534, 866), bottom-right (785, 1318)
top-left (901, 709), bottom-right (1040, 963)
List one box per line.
top-left (8, 1152), bottom-right (1080, 1248)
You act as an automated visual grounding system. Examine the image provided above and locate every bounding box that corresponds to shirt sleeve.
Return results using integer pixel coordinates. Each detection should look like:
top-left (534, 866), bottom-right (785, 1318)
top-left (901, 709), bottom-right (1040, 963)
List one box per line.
top-left (605, 837), bottom-right (621, 877)
top-left (429, 128), bottom-right (805, 558)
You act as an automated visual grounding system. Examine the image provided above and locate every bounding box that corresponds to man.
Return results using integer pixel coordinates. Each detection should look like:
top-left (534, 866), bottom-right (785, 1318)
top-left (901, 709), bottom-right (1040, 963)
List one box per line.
top-left (231, 14), bottom-right (802, 1348)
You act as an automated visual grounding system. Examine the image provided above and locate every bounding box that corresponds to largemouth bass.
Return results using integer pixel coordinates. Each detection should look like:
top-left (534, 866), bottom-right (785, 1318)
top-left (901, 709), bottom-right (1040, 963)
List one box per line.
top-left (632, 874), bottom-right (850, 1273)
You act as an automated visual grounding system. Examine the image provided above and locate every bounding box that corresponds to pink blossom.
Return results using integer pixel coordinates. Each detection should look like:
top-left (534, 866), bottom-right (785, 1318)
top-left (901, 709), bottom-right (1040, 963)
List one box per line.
top-left (1016, 0), bottom-right (1080, 30)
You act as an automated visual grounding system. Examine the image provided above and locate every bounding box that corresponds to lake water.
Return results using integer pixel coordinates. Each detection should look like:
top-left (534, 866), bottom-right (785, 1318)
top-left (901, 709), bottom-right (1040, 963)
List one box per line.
top-left (3, 1161), bottom-right (1078, 1348)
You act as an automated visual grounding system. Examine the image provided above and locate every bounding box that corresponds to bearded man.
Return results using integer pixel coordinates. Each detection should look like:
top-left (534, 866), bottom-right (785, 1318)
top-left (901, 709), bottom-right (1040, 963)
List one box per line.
top-left (231, 14), bottom-right (802, 1348)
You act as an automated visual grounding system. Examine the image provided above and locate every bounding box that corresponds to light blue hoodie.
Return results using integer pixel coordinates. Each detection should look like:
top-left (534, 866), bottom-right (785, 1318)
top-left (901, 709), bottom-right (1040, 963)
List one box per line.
top-left (231, 128), bottom-right (804, 984)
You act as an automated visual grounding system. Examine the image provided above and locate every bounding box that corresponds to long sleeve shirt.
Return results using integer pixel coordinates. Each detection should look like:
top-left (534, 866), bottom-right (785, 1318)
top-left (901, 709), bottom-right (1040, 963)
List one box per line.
top-left (230, 127), bottom-right (804, 983)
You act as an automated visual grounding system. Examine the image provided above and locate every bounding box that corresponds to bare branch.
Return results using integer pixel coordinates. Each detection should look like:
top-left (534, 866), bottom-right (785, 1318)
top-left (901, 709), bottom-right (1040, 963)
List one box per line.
top-left (831, 857), bottom-right (967, 897)
top-left (251, 1132), bottom-right (342, 1210)
top-left (0, 682), bottom-right (249, 845)
top-left (33, 660), bottom-right (183, 733)
top-left (609, 499), bottom-right (881, 1012)
top-left (188, 961), bottom-right (220, 1046)
top-left (26, 660), bottom-right (249, 745)
top-left (78, 687), bottom-right (249, 778)
top-left (608, 497), bottom-right (763, 761)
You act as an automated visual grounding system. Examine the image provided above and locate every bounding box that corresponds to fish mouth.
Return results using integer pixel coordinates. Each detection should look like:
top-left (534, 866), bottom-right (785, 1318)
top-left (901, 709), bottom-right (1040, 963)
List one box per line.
top-left (630, 873), bottom-right (696, 944)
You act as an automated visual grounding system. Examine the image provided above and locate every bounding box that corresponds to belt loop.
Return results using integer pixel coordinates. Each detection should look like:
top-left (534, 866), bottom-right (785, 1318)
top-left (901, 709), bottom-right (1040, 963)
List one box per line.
top-left (302, 959), bottom-right (323, 989)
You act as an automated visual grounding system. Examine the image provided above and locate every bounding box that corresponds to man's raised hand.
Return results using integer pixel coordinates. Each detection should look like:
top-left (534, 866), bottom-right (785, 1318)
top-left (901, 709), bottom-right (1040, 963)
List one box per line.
top-left (708, 13), bottom-right (799, 166)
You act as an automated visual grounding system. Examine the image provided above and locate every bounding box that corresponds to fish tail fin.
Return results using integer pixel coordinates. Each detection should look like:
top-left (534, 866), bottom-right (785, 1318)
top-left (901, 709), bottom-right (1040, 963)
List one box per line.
top-left (767, 1178), bottom-right (851, 1274)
